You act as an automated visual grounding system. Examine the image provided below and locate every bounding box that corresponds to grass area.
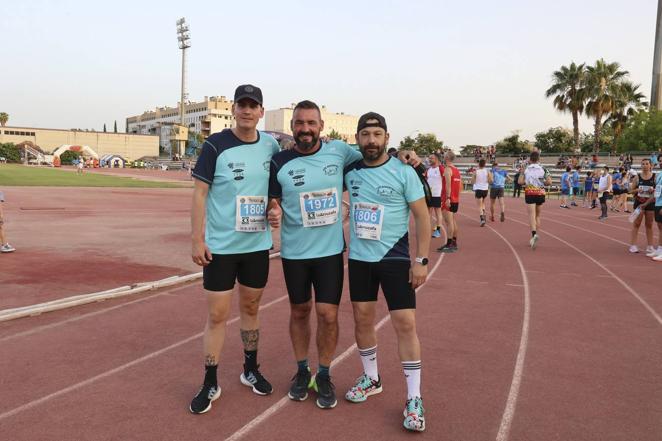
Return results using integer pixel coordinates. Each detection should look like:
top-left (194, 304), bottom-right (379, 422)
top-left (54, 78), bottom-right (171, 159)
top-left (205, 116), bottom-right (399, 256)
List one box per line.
top-left (0, 164), bottom-right (187, 188)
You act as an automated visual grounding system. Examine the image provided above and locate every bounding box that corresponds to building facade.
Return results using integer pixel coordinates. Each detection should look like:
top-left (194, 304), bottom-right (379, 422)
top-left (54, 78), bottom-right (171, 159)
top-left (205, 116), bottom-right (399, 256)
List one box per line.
top-left (0, 127), bottom-right (158, 161)
top-left (265, 105), bottom-right (359, 142)
top-left (126, 96), bottom-right (235, 152)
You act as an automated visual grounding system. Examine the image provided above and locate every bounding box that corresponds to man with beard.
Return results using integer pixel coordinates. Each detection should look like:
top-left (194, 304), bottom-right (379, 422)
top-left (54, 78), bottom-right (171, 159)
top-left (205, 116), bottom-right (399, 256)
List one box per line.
top-left (268, 100), bottom-right (363, 409)
top-left (268, 101), bottom-right (418, 410)
top-left (189, 85), bottom-right (280, 414)
top-left (343, 112), bottom-right (430, 432)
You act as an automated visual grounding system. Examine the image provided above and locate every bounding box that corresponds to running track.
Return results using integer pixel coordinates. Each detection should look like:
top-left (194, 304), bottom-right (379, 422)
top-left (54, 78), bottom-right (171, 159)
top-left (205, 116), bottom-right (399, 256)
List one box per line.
top-left (0, 199), bottom-right (660, 440)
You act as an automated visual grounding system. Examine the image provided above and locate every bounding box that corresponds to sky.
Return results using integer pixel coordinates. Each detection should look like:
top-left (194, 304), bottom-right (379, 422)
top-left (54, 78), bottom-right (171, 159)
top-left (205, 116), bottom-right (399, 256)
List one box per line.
top-left (1, 0), bottom-right (658, 148)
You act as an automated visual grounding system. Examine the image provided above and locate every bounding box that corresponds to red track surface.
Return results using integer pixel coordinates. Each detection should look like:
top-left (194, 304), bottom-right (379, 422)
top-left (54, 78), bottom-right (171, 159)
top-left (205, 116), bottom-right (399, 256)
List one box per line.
top-left (1, 195), bottom-right (661, 440)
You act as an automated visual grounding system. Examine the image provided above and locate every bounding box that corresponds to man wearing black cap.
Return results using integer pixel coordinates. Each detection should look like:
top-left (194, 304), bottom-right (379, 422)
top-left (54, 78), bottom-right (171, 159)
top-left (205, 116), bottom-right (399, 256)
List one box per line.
top-left (343, 112), bottom-right (430, 432)
top-left (189, 84), bottom-right (281, 414)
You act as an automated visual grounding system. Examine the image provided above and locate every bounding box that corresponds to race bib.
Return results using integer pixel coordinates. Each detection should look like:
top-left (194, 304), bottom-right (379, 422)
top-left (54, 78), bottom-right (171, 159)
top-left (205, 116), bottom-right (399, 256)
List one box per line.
top-left (235, 196), bottom-right (266, 232)
top-left (655, 184), bottom-right (661, 198)
top-left (299, 188), bottom-right (339, 227)
top-left (353, 202), bottom-right (384, 240)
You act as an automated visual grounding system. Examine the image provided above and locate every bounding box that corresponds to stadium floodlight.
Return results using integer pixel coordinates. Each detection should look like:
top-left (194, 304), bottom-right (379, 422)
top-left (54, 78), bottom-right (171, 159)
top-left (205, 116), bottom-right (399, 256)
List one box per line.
top-left (175, 17), bottom-right (191, 158)
top-left (653, 0), bottom-right (662, 109)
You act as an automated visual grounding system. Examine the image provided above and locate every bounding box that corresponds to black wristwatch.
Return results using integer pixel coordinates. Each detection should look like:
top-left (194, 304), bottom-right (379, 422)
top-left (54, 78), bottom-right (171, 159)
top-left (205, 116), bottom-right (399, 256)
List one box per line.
top-left (415, 257), bottom-right (429, 266)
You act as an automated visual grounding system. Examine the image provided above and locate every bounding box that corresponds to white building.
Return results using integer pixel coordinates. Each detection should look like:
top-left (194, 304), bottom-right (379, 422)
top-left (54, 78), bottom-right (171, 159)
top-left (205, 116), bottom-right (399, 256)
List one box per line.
top-left (265, 105), bottom-right (358, 143)
top-left (126, 96), bottom-right (235, 152)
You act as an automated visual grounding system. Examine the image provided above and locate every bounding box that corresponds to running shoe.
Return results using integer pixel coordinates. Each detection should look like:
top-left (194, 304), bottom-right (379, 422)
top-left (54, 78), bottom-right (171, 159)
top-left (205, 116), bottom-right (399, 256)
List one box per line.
top-left (560, 205), bottom-right (567, 208)
top-left (312, 373), bottom-right (337, 409)
top-left (479, 216), bottom-right (486, 227)
top-left (432, 230), bottom-right (441, 238)
top-left (403, 397), bottom-right (426, 432)
top-left (345, 373), bottom-right (383, 403)
top-left (189, 383), bottom-right (221, 414)
top-left (646, 247), bottom-right (661, 257)
top-left (500, 212), bottom-right (505, 222)
top-left (598, 215), bottom-right (607, 220)
top-left (571, 202), bottom-right (578, 207)
top-left (490, 215), bottom-right (495, 222)
top-left (288, 368), bottom-right (312, 401)
top-left (530, 234), bottom-right (539, 250)
top-left (0, 243), bottom-right (15, 253)
top-left (628, 245), bottom-right (639, 254)
top-left (240, 365), bottom-right (273, 395)
top-left (436, 244), bottom-right (456, 253)
top-left (653, 254), bottom-right (662, 262)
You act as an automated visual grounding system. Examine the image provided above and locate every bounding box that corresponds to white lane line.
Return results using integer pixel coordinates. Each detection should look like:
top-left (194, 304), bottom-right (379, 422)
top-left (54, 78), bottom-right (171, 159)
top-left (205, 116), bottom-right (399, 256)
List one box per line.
top-left (459, 215), bottom-right (531, 441)
top-left (509, 217), bottom-right (662, 326)
top-left (224, 254), bottom-right (446, 441)
top-left (506, 284), bottom-right (524, 288)
top-left (0, 293), bottom-right (289, 423)
top-left (545, 210), bottom-right (631, 232)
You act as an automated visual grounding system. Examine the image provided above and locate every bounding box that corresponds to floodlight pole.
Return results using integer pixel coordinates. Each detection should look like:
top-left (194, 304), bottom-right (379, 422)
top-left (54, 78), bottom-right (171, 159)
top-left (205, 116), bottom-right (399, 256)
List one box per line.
top-left (176, 18), bottom-right (191, 158)
top-left (652, 0), bottom-right (662, 110)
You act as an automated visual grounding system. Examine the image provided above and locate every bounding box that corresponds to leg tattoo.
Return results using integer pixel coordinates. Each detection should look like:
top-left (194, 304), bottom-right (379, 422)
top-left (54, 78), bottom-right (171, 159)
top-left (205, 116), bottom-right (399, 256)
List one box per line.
top-left (241, 329), bottom-right (260, 351)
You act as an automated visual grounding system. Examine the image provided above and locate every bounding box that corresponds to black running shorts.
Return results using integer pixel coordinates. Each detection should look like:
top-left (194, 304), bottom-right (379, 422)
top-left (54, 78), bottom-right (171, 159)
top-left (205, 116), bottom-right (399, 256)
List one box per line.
top-left (474, 190), bottom-right (488, 199)
top-left (489, 188), bottom-right (504, 199)
top-left (634, 198), bottom-right (656, 211)
top-left (427, 196), bottom-right (442, 208)
top-left (525, 195), bottom-right (545, 205)
top-left (655, 206), bottom-right (662, 223)
top-left (203, 250), bottom-right (270, 292)
top-left (281, 253), bottom-right (344, 305)
top-left (348, 259), bottom-right (416, 311)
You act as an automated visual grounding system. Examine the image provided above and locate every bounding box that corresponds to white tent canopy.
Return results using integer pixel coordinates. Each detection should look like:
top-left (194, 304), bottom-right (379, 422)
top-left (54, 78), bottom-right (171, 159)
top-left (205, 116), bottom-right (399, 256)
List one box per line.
top-left (52, 145), bottom-right (99, 159)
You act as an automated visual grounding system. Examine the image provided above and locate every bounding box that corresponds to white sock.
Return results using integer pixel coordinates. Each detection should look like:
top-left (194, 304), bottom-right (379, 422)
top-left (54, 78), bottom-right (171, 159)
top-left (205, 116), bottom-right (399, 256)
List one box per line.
top-left (359, 346), bottom-right (379, 381)
top-left (402, 360), bottom-right (421, 399)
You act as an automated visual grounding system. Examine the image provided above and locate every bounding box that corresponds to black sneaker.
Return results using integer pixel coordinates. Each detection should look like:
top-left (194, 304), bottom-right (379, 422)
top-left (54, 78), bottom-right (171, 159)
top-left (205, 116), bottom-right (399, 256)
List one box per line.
top-left (189, 383), bottom-right (221, 414)
top-left (240, 364), bottom-right (273, 395)
top-left (288, 368), bottom-right (311, 401)
top-left (314, 373), bottom-right (337, 409)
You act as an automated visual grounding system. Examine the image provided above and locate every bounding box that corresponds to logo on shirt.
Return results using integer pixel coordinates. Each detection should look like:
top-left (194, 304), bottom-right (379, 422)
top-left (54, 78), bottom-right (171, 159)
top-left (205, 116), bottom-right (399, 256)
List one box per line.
top-left (323, 164), bottom-right (339, 176)
top-left (377, 185), bottom-right (397, 198)
top-left (263, 161), bottom-right (270, 172)
top-left (288, 168), bottom-right (306, 186)
top-left (227, 162), bottom-right (246, 181)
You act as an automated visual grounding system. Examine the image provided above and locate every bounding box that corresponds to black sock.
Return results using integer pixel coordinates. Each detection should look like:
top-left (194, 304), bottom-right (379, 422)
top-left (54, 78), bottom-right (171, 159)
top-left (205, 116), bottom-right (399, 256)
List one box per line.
top-left (204, 364), bottom-right (218, 387)
top-left (244, 350), bottom-right (258, 372)
top-left (532, 231), bottom-right (537, 237)
top-left (446, 238), bottom-right (452, 246)
top-left (436, 226), bottom-right (441, 232)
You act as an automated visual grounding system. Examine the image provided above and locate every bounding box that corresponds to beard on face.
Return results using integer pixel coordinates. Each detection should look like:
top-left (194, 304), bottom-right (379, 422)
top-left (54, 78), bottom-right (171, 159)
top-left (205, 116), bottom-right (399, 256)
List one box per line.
top-left (359, 142), bottom-right (387, 161)
top-left (294, 130), bottom-right (319, 151)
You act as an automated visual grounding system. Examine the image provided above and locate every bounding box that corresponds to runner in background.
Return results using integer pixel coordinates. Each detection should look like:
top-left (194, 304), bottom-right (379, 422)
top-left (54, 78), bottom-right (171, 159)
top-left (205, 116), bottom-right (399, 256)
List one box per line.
top-left (560, 166), bottom-right (571, 209)
top-left (471, 158), bottom-right (492, 227)
top-left (0, 191), bottom-right (16, 253)
top-left (570, 166), bottom-right (581, 207)
top-left (425, 153), bottom-right (443, 238)
top-left (597, 166), bottom-right (613, 220)
top-left (437, 151), bottom-right (461, 253)
top-left (519, 150), bottom-right (551, 249)
top-left (629, 158), bottom-right (657, 254)
top-left (489, 162), bottom-right (510, 222)
top-left (583, 171), bottom-right (593, 208)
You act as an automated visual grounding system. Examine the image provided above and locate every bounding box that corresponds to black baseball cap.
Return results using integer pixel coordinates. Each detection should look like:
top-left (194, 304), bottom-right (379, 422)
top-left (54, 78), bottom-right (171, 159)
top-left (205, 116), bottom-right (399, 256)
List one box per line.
top-left (234, 84), bottom-right (263, 105)
top-left (357, 112), bottom-right (387, 133)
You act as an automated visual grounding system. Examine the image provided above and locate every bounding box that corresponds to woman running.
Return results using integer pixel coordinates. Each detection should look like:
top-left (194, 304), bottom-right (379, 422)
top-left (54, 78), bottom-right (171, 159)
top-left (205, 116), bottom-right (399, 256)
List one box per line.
top-left (597, 166), bottom-right (613, 220)
top-left (629, 158), bottom-right (657, 254)
top-left (471, 158), bottom-right (493, 227)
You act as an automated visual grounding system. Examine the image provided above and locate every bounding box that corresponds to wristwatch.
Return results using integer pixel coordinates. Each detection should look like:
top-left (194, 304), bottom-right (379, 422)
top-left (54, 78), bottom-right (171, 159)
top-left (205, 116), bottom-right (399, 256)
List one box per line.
top-left (415, 257), bottom-right (429, 266)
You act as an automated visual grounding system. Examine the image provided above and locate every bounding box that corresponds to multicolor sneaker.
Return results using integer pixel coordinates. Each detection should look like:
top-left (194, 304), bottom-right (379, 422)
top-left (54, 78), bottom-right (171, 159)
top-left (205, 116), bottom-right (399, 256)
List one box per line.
top-left (403, 397), bottom-right (425, 432)
top-left (432, 230), bottom-right (441, 238)
top-left (288, 368), bottom-right (311, 401)
top-left (312, 373), bottom-right (337, 409)
top-left (240, 364), bottom-right (273, 395)
top-left (189, 383), bottom-right (221, 414)
top-left (530, 234), bottom-right (539, 250)
top-left (345, 373), bottom-right (383, 403)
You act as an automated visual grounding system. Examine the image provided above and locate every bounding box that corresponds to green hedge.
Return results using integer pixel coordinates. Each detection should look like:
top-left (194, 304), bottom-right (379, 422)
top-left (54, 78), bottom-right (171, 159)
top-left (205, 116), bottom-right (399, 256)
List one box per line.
top-left (0, 143), bottom-right (20, 162)
top-left (59, 150), bottom-right (81, 165)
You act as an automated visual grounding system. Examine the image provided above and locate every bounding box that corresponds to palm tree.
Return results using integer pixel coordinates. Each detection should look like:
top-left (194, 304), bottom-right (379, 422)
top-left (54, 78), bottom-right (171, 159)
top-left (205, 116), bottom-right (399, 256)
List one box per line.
top-left (0, 112), bottom-right (8, 127)
top-left (607, 82), bottom-right (647, 152)
top-left (545, 62), bottom-right (586, 150)
top-left (584, 59), bottom-right (628, 152)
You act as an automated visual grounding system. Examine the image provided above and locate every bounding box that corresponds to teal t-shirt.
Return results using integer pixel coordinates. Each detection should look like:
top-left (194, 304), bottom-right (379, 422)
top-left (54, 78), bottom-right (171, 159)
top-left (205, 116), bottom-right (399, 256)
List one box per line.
top-left (192, 129), bottom-right (280, 254)
top-left (344, 156), bottom-right (425, 263)
top-left (269, 140), bottom-right (362, 259)
top-left (492, 169), bottom-right (508, 188)
top-left (656, 172), bottom-right (662, 206)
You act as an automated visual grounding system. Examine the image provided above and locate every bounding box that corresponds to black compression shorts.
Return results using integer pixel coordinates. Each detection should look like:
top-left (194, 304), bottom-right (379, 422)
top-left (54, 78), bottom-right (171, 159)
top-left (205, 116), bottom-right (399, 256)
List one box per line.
top-left (281, 253), bottom-right (344, 305)
top-left (348, 259), bottom-right (416, 311)
top-left (203, 250), bottom-right (269, 292)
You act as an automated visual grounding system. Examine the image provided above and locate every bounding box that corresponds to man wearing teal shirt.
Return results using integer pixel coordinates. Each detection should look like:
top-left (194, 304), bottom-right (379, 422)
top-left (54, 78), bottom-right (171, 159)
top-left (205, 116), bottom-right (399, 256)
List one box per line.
top-left (489, 162), bottom-right (511, 222)
top-left (343, 112), bottom-right (430, 432)
top-left (189, 85), bottom-right (280, 414)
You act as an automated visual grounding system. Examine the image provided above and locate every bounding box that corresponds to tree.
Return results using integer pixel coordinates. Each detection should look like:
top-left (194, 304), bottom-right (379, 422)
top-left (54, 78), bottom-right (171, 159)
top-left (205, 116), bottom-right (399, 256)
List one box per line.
top-left (113, 120), bottom-right (118, 133)
top-left (0, 143), bottom-right (20, 162)
top-left (495, 132), bottom-right (533, 155)
top-left (327, 129), bottom-right (343, 140)
top-left (59, 150), bottom-right (81, 165)
top-left (459, 145), bottom-right (482, 156)
top-left (0, 112), bottom-right (8, 127)
top-left (545, 62), bottom-right (586, 150)
top-left (398, 133), bottom-right (444, 156)
top-left (584, 59), bottom-right (628, 152)
top-left (616, 109), bottom-right (662, 152)
top-left (606, 81), bottom-right (648, 152)
top-left (103, 123), bottom-right (107, 133)
top-left (533, 127), bottom-right (575, 153)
